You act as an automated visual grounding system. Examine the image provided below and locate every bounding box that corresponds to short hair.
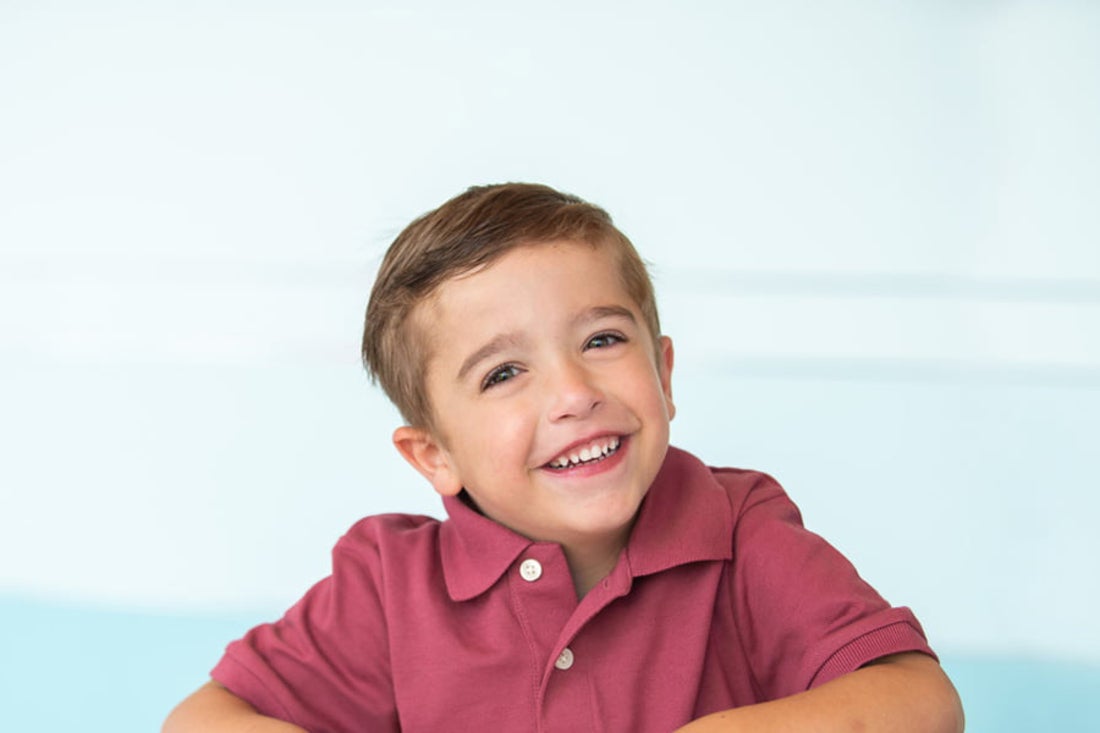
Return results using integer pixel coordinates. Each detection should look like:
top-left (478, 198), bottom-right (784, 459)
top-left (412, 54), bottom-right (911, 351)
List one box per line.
top-left (362, 182), bottom-right (661, 431)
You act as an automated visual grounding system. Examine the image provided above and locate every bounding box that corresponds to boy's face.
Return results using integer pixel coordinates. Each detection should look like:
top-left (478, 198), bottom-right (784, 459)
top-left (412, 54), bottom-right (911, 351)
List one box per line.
top-left (395, 240), bottom-right (675, 552)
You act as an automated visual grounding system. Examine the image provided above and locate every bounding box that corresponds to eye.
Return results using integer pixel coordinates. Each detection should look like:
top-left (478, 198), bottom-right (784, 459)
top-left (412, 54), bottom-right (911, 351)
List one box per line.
top-left (481, 363), bottom-right (522, 391)
top-left (585, 331), bottom-right (626, 350)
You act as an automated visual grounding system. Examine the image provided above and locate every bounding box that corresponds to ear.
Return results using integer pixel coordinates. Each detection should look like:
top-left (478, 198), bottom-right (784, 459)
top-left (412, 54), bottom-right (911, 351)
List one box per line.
top-left (657, 335), bottom-right (676, 421)
top-left (392, 426), bottom-right (464, 497)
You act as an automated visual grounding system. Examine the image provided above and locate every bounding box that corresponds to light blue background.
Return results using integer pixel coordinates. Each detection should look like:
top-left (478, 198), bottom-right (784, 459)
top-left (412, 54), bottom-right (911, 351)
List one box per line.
top-left (2, 2), bottom-right (1098, 731)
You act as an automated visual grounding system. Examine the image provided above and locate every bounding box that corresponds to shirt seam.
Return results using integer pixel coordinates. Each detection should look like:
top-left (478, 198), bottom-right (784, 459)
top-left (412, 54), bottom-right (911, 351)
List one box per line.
top-left (507, 568), bottom-right (547, 731)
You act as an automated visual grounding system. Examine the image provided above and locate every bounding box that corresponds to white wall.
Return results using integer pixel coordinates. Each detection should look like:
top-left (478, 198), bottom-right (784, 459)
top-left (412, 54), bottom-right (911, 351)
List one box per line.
top-left (2, 1), bottom-right (1098, 664)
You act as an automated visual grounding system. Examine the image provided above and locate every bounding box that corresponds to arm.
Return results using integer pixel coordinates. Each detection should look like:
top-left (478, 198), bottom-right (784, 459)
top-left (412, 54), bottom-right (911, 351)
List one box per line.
top-left (675, 653), bottom-right (963, 733)
top-left (162, 681), bottom-right (307, 733)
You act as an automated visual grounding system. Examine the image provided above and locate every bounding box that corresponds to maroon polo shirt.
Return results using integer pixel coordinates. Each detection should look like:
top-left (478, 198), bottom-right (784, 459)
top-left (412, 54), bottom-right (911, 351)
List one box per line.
top-left (212, 447), bottom-right (934, 732)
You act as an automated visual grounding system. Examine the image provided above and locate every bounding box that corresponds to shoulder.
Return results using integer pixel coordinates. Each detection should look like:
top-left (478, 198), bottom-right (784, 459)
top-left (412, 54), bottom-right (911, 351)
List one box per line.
top-left (666, 446), bottom-right (795, 521)
top-left (329, 512), bottom-right (445, 580)
top-left (341, 511), bottom-right (444, 541)
top-left (712, 466), bottom-right (801, 523)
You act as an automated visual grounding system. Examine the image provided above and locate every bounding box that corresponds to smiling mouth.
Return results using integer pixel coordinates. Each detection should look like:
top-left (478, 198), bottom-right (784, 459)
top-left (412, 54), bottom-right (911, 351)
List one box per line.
top-left (545, 436), bottom-right (622, 470)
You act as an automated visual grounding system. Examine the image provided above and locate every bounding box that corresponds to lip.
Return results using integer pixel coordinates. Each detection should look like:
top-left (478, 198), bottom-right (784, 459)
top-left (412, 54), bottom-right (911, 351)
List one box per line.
top-left (540, 431), bottom-right (624, 467)
top-left (537, 433), bottom-right (629, 478)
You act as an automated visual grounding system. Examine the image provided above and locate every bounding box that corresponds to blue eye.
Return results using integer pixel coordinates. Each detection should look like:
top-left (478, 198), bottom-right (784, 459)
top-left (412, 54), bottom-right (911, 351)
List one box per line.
top-left (482, 364), bottom-right (522, 390)
top-left (585, 332), bottom-right (625, 349)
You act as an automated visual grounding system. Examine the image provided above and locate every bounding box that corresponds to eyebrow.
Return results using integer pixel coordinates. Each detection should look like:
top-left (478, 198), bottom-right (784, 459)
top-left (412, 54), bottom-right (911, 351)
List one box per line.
top-left (574, 305), bottom-right (637, 328)
top-left (456, 332), bottom-right (526, 382)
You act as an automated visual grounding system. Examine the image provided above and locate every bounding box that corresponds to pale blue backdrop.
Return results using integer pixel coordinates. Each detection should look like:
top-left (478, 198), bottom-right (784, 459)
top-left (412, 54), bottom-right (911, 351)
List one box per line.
top-left (2, 2), bottom-right (1098, 731)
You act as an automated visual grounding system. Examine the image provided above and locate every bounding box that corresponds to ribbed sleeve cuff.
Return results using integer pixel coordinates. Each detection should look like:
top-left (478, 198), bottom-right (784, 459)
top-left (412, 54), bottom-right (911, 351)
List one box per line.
top-left (812, 620), bottom-right (937, 687)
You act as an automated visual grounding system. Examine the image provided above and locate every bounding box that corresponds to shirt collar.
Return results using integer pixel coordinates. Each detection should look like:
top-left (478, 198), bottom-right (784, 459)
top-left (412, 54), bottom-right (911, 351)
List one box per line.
top-left (438, 446), bottom-right (732, 602)
top-left (440, 492), bottom-right (534, 602)
top-left (624, 446), bottom-right (733, 577)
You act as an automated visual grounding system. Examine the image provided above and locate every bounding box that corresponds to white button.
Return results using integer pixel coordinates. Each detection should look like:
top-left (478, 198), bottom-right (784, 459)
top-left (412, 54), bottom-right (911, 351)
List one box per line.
top-left (554, 647), bottom-right (574, 670)
top-left (519, 558), bottom-right (542, 582)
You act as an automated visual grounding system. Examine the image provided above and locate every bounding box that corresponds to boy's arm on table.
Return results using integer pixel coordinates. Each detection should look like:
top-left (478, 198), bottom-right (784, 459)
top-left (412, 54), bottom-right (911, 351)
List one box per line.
top-left (675, 653), bottom-right (964, 733)
top-left (163, 680), bottom-right (307, 733)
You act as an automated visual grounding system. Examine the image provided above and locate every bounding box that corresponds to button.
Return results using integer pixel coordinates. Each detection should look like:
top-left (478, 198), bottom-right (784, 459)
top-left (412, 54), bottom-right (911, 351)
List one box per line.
top-left (519, 558), bottom-right (542, 582)
top-left (554, 647), bottom-right (574, 670)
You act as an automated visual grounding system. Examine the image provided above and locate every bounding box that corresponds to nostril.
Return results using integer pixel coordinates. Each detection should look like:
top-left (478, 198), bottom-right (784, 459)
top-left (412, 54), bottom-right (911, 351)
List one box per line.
top-left (545, 362), bottom-right (605, 421)
top-left (549, 394), bottom-right (602, 421)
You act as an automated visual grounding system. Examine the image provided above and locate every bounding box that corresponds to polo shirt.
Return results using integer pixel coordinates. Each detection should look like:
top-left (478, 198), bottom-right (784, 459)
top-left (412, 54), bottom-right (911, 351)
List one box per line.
top-left (212, 447), bottom-right (934, 732)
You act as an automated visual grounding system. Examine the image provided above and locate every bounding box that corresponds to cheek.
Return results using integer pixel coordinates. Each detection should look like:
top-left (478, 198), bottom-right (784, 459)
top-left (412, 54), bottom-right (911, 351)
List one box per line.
top-left (467, 401), bottom-right (538, 460)
top-left (642, 372), bottom-right (675, 421)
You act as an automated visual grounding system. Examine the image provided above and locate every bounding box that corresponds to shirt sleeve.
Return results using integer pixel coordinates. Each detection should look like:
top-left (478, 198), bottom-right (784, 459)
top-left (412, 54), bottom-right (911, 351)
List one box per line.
top-left (726, 472), bottom-right (936, 699)
top-left (211, 519), bottom-right (399, 733)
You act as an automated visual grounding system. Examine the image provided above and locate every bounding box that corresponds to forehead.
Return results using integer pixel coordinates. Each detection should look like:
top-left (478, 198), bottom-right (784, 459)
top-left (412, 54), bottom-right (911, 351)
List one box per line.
top-left (411, 240), bottom-right (632, 358)
top-left (430, 239), bottom-right (627, 315)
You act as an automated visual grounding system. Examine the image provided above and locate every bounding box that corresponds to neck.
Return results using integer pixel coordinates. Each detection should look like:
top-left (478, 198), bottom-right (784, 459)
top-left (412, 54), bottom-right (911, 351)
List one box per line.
top-left (561, 528), bottom-right (630, 598)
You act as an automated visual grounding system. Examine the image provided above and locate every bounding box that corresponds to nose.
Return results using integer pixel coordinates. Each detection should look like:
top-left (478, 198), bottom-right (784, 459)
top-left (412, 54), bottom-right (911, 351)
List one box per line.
top-left (546, 357), bottom-right (603, 422)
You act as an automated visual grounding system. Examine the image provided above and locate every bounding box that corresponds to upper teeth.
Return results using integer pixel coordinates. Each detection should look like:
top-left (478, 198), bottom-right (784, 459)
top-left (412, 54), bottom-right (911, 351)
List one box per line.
top-left (548, 436), bottom-right (620, 469)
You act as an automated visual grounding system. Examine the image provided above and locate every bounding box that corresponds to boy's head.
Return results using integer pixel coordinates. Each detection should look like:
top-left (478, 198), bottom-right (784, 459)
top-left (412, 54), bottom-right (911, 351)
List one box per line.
top-left (362, 183), bottom-right (662, 433)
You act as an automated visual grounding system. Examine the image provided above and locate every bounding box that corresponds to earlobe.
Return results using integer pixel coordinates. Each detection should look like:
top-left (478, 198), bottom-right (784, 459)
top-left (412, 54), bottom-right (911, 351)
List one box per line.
top-left (658, 336), bottom-right (676, 421)
top-left (392, 426), bottom-right (464, 497)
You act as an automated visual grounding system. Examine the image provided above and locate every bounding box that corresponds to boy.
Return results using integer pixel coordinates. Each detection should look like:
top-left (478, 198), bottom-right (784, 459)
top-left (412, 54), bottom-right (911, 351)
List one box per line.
top-left (164, 183), bottom-right (963, 732)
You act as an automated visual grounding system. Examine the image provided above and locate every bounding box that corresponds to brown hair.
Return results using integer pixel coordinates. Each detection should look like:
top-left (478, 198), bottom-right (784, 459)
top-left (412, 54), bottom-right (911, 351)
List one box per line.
top-left (362, 182), bottom-right (660, 430)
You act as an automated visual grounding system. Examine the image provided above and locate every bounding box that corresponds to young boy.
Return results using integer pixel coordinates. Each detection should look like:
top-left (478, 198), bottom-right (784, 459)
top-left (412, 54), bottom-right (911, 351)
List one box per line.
top-left (164, 183), bottom-right (963, 732)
